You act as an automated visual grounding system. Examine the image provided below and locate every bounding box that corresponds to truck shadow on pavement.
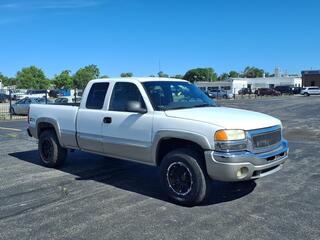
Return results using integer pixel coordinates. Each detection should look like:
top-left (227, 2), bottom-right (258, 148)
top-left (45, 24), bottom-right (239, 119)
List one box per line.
top-left (10, 150), bottom-right (256, 207)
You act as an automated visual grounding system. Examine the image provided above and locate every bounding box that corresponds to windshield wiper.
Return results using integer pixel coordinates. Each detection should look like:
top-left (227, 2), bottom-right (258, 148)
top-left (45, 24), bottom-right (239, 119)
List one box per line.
top-left (192, 103), bottom-right (213, 108)
top-left (165, 106), bottom-right (190, 110)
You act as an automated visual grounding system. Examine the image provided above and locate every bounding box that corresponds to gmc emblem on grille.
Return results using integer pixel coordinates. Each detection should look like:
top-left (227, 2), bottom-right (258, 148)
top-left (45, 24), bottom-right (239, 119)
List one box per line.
top-left (256, 139), bottom-right (272, 148)
top-left (252, 129), bottom-right (281, 149)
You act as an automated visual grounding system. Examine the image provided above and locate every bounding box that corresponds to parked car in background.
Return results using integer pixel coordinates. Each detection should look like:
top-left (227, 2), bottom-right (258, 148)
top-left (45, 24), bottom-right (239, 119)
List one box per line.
top-left (54, 96), bottom-right (82, 104)
top-left (10, 97), bottom-right (52, 115)
top-left (300, 87), bottom-right (320, 96)
top-left (11, 89), bottom-right (28, 100)
top-left (254, 88), bottom-right (281, 96)
top-left (25, 90), bottom-right (48, 98)
top-left (291, 87), bottom-right (302, 94)
top-left (49, 89), bottom-right (61, 98)
top-left (207, 89), bottom-right (233, 99)
top-left (274, 85), bottom-right (293, 95)
top-left (0, 93), bottom-right (10, 103)
top-left (238, 88), bottom-right (252, 95)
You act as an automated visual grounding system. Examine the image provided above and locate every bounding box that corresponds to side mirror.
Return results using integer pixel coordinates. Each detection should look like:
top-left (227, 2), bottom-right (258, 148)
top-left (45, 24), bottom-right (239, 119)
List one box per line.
top-left (126, 101), bottom-right (147, 114)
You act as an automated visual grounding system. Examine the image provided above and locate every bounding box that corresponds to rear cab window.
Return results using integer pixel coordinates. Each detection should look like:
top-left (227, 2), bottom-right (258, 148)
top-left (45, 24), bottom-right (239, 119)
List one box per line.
top-left (86, 82), bottom-right (109, 109)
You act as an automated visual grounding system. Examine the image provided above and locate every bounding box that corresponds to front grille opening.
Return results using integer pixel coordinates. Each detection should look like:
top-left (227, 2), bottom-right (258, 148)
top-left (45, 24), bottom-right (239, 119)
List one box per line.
top-left (266, 151), bottom-right (287, 161)
top-left (267, 156), bottom-right (276, 161)
top-left (252, 129), bottom-right (281, 149)
top-left (253, 165), bottom-right (279, 177)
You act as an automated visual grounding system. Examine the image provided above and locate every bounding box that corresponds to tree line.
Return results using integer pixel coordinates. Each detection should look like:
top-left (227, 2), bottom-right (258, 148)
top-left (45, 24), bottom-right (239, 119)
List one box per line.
top-left (0, 65), bottom-right (269, 90)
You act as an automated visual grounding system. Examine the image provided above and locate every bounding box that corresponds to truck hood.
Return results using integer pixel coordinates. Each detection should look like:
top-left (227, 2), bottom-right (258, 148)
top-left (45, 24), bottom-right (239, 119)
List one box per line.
top-left (164, 107), bottom-right (281, 130)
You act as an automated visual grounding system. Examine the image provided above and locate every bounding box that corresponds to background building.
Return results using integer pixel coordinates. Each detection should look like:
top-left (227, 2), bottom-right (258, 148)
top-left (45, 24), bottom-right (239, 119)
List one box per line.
top-left (229, 76), bottom-right (302, 94)
top-left (195, 76), bottom-right (302, 94)
top-left (301, 70), bottom-right (320, 87)
top-left (194, 81), bottom-right (232, 93)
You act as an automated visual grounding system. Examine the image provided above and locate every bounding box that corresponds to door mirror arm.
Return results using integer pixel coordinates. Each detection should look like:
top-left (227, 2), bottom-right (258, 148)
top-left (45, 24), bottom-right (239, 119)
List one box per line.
top-left (126, 101), bottom-right (147, 114)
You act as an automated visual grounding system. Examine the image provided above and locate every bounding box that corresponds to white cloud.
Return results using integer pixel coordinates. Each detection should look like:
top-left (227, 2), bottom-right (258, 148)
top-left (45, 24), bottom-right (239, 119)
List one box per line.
top-left (1, 0), bottom-right (106, 10)
top-left (0, 0), bottom-right (106, 25)
top-left (34, 0), bottom-right (105, 9)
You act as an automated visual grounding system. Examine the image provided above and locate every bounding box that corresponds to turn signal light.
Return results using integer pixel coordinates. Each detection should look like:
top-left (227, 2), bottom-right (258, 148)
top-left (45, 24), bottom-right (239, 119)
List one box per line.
top-left (214, 129), bottom-right (246, 141)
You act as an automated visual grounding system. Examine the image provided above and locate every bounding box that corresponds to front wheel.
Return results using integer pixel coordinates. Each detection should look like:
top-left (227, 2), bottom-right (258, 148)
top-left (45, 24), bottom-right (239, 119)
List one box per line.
top-left (304, 92), bottom-right (309, 96)
top-left (160, 148), bottom-right (209, 206)
top-left (39, 130), bottom-right (67, 168)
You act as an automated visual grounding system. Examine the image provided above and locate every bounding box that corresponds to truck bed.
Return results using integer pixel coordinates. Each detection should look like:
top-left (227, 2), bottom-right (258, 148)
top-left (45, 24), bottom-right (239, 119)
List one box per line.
top-left (29, 104), bottom-right (79, 148)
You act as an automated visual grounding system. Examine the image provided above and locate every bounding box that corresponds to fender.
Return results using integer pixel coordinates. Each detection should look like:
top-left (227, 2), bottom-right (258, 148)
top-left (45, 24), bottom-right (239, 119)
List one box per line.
top-left (36, 117), bottom-right (63, 146)
top-left (152, 130), bottom-right (212, 165)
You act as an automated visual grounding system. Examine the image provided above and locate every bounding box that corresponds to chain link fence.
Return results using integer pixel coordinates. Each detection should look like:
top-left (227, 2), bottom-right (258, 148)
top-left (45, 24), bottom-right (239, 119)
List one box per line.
top-left (0, 89), bottom-right (83, 120)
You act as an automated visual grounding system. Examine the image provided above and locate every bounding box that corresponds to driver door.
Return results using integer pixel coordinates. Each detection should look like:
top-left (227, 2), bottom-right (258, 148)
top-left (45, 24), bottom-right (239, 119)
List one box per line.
top-left (102, 82), bottom-right (153, 164)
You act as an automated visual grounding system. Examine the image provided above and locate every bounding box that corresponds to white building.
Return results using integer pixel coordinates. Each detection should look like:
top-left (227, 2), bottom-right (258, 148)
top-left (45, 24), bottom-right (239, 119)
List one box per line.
top-left (195, 76), bottom-right (302, 94)
top-left (195, 81), bottom-right (232, 92)
top-left (230, 76), bottom-right (302, 94)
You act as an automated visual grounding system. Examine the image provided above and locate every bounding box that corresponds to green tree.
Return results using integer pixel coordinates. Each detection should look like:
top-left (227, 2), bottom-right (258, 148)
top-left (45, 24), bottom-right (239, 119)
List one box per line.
top-left (265, 72), bottom-right (274, 77)
top-left (73, 64), bottom-right (100, 89)
top-left (16, 66), bottom-right (49, 89)
top-left (100, 75), bottom-right (109, 78)
top-left (229, 71), bottom-right (239, 78)
top-left (120, 72), bottom-right (133, 77)
top-left (183, 68), bottom-right (217, 82)
top-left (243, 66), bottom-right (264, 78)
top-left (218, 72), bottom-right (229, 80)
top-left (0, 73), bottom-right (9, 86)
top-left (171, 74), bottom-right (184, 79)
top-left (52, 70), bottom-right (73, 89)
top-left (158, 71), bottom-right (169, 78)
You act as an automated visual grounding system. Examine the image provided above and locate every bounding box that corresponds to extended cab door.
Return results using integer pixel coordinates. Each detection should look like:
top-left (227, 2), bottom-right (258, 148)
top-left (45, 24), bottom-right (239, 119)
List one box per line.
top-left (102, 82), bottom-right (153, 163)
top-left (77, 82), bottom-right (110, 153)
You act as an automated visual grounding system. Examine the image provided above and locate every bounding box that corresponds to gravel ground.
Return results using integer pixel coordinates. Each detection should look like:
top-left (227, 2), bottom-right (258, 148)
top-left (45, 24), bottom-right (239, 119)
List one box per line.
top-left (0, 96), bottom-right (319, 240)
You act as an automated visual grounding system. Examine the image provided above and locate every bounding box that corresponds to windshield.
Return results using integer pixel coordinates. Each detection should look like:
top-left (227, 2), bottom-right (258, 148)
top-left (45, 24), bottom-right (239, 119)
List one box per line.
top-left (143, 81), bottom-right (216, 110)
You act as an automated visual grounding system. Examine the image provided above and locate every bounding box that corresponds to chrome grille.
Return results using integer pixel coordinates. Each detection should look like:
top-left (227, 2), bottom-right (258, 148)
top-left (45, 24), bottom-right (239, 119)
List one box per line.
top-left (252, 129), bottom-right (281, 149)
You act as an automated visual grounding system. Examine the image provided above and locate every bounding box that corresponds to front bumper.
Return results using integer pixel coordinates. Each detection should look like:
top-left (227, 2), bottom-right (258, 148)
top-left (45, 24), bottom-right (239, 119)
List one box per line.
top-left (205, 140), bottom-right (289, 181)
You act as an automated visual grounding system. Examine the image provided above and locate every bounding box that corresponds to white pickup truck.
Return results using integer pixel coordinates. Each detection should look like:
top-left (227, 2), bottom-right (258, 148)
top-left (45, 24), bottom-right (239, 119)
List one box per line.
top-left (28, 77), bottom-right (289, 205)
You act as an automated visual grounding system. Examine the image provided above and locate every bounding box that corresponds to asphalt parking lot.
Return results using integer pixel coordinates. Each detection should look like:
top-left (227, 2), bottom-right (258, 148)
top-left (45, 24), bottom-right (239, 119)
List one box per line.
top-left (0, 96), bottom-right (319, 240)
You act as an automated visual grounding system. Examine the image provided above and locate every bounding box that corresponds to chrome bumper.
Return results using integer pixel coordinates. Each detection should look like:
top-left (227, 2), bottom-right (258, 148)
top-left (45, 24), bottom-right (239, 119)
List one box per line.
top-left (205, 140), bottom-right (289, 181)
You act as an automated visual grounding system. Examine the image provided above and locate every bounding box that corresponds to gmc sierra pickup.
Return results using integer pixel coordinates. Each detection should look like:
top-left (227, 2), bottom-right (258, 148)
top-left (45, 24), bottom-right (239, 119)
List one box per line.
top-left (28, 77), bottom-right (289, 205)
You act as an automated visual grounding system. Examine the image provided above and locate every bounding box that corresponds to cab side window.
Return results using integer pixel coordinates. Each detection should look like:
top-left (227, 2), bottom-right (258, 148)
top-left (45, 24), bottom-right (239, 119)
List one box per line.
top-left (86, 82), bottom-right (109, 109)
top-left (109, 82), bottom-right (146, 112)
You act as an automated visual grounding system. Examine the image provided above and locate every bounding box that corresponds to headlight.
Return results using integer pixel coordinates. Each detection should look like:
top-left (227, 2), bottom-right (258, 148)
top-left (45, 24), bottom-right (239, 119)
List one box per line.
top-left (214, 130), bottom-right (246, 141)
top-left (214, 129), bottom-right (247, 152)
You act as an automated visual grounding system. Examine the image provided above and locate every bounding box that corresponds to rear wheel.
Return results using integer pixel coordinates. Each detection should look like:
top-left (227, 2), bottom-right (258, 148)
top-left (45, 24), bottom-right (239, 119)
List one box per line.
top-left (160, 148), bottom-right (209, 206)
top-left (39, 129), bottom-right (67, 168)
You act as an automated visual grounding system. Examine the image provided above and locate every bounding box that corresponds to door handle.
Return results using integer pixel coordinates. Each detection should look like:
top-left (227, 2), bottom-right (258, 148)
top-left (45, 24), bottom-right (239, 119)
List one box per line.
top-left (103, 117), bottom-right (112, 124)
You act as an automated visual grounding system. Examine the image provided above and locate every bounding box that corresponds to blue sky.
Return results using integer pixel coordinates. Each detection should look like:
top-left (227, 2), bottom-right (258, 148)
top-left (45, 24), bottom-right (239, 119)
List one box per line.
top-left (0, 0), bottom-right (319, 78)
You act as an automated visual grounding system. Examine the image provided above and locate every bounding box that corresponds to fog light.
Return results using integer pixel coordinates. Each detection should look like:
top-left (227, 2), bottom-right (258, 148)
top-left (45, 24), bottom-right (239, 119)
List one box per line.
top-left (236, 167), bottom-right (249, 179)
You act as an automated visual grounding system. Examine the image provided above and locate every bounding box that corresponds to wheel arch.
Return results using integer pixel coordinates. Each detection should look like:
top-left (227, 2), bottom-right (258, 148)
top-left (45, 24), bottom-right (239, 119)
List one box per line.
top-left (36, 118), bottom-right (63, 146)
top-left (153, 130), bottom-right (211, 166)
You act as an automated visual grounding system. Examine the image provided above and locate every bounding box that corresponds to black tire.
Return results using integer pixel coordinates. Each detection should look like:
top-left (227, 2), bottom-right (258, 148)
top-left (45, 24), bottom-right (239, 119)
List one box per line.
top-left (304, 92), bottom-right (309, 96)
top-left (38, 129), bottom-right (67, 168)
top-left (160, 148), bottom-right (209, 206)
